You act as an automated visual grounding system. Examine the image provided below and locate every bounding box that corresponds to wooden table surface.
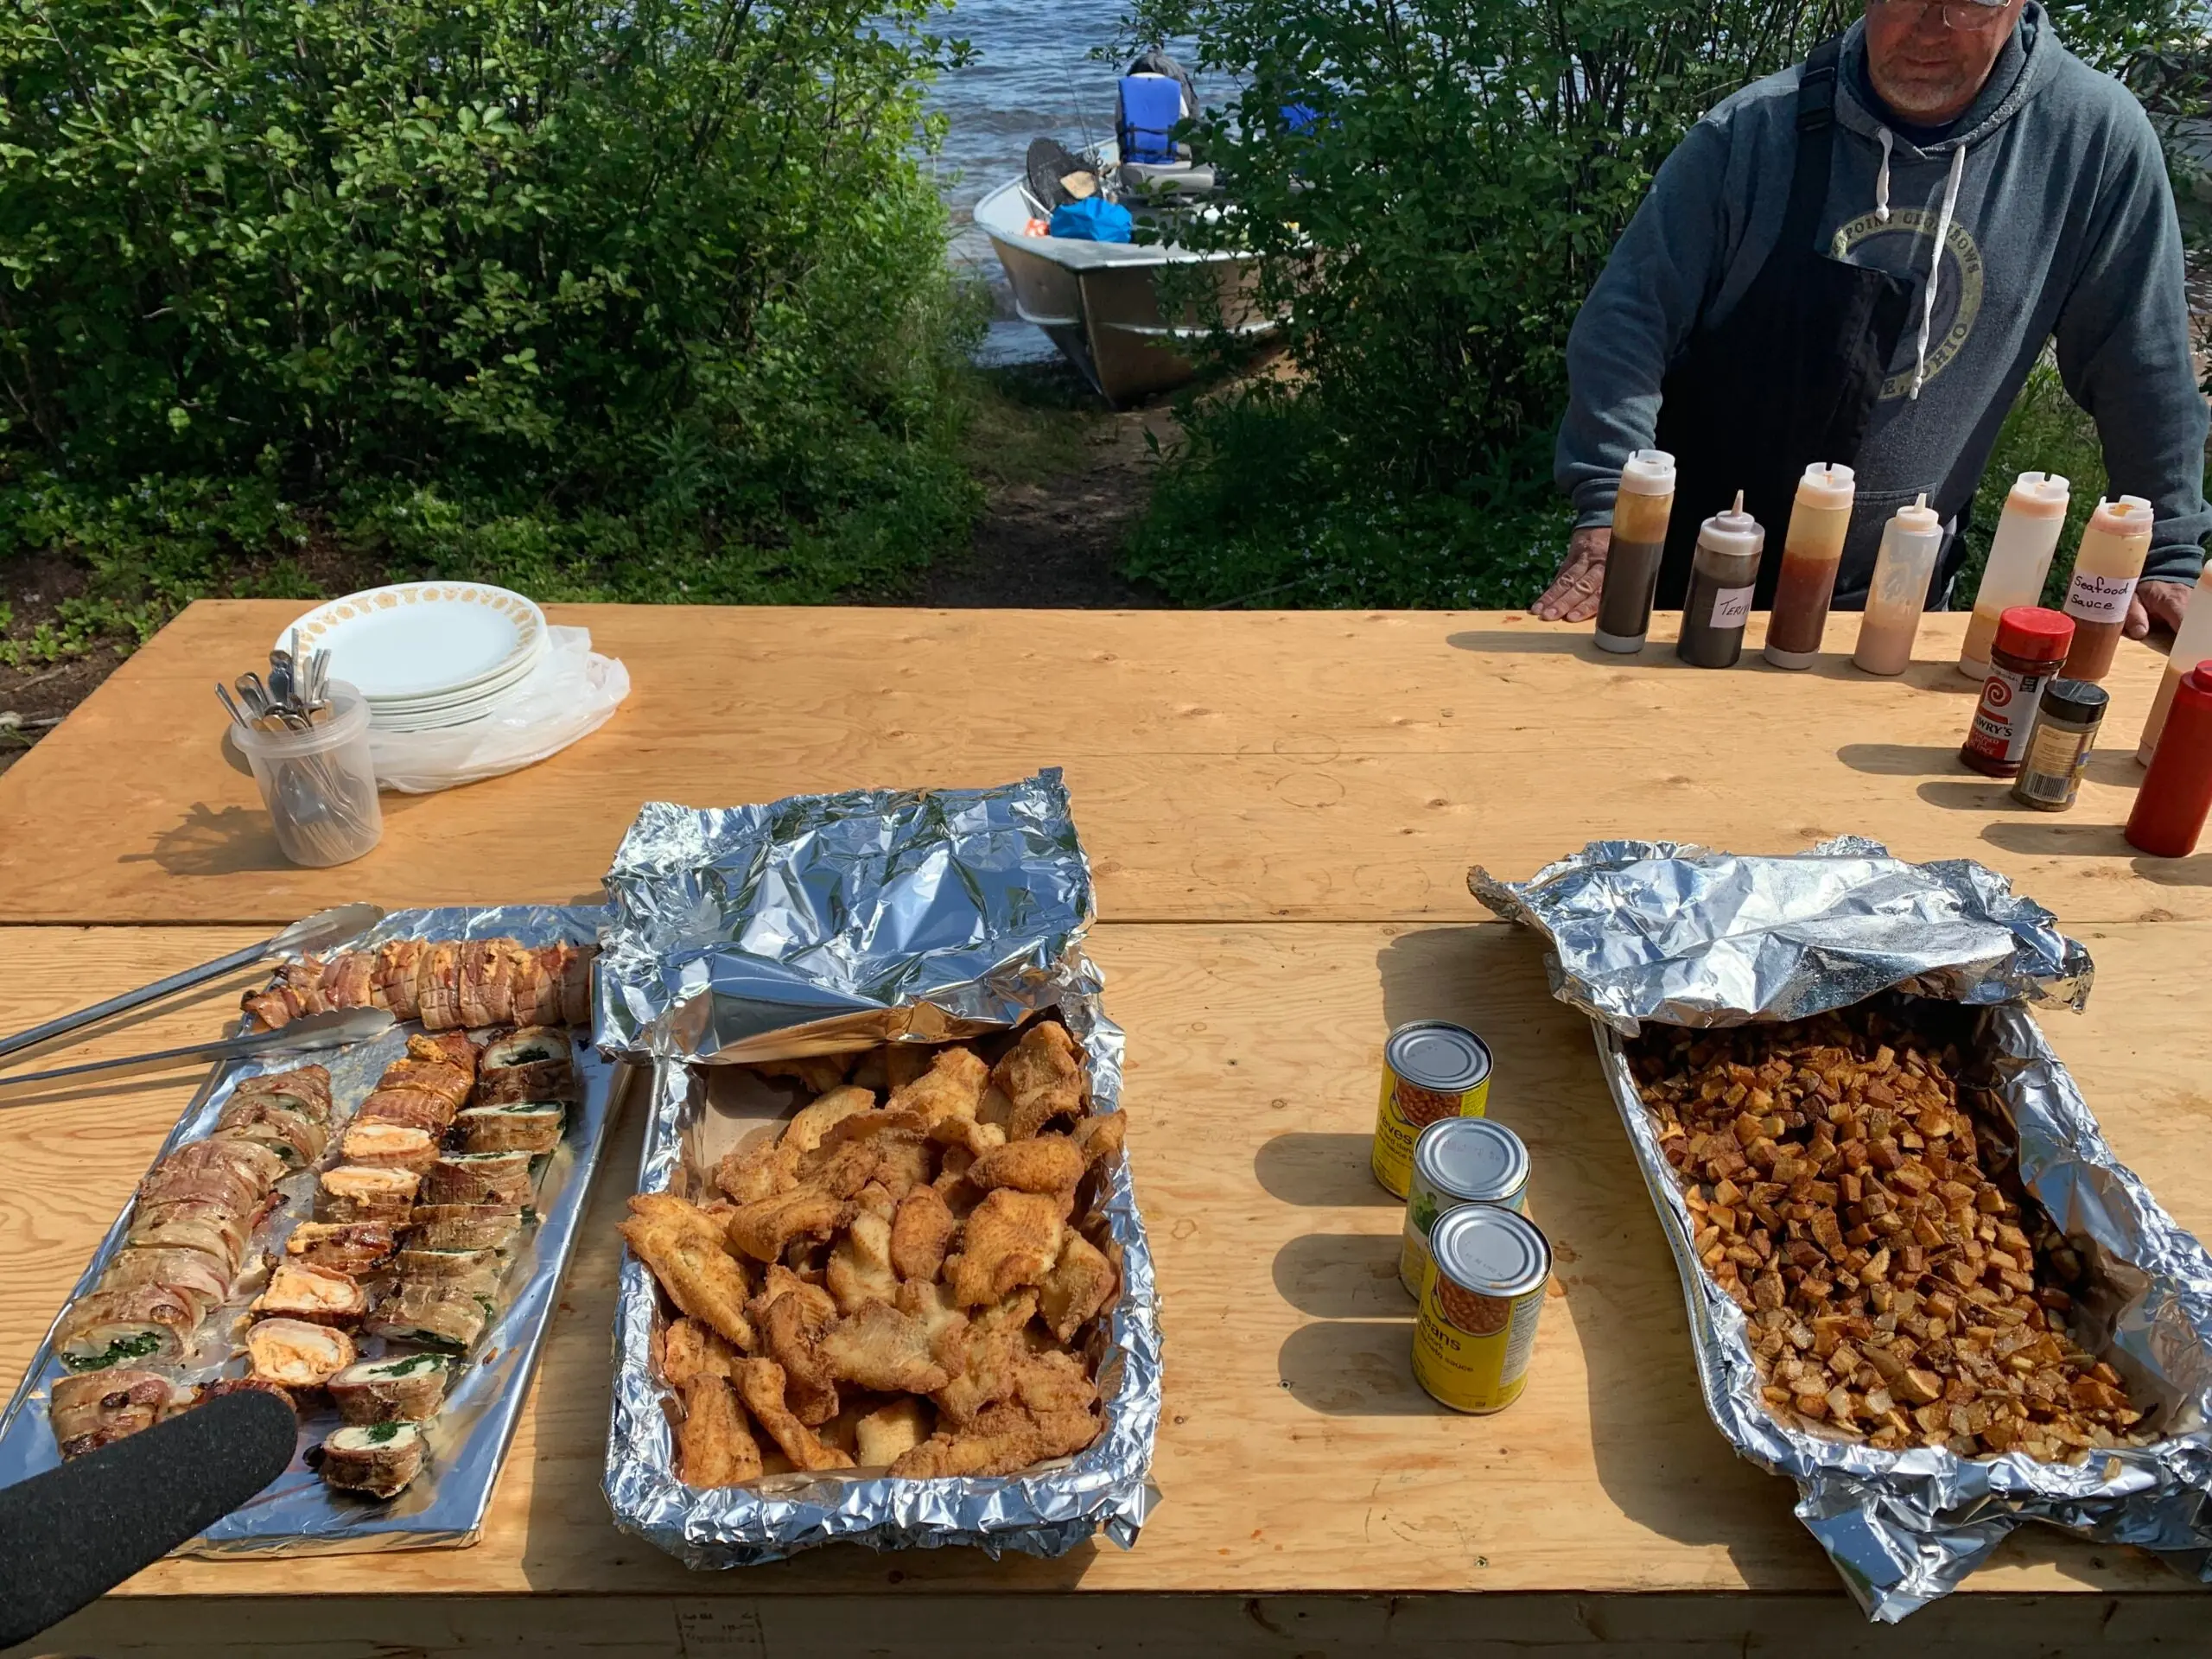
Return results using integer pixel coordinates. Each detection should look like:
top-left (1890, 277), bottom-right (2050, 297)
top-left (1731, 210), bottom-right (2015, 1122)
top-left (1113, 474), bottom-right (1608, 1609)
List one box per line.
top-left (2, 602), bottom-right (2206, 1656)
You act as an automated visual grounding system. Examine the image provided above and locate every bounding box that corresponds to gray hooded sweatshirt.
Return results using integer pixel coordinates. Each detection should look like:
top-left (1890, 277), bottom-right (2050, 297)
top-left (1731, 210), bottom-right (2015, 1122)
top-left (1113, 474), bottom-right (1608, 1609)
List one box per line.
top-left (1555, 6), bottom-right (2209, 602)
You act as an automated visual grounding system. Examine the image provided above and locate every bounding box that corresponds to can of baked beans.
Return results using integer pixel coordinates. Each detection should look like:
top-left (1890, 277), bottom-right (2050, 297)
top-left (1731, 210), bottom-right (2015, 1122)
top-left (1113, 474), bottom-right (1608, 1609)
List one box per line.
top-left (1399, 1117), bottom-right (1529, 1300)
top-left (1412, 1205), bottom-right (1551, 1414)
top-left (1372, 1020), bottom-right (1493, 1198)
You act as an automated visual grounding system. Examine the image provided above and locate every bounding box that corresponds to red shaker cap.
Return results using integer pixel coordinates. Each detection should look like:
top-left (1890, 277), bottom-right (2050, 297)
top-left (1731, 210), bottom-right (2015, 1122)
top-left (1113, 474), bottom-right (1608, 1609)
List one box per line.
top-left (2186, 662), bottom-right (2212, 696)
top-left (1993, 607), bottom-right (2075, 659)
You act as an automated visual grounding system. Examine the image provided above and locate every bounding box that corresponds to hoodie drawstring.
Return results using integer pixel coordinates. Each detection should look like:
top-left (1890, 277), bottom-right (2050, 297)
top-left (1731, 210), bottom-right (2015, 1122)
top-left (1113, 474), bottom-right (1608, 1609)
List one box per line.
top-left (1875, 127), bottom-right (1894, 224)
top-left (1909, 142), bottom-right (1967, 402)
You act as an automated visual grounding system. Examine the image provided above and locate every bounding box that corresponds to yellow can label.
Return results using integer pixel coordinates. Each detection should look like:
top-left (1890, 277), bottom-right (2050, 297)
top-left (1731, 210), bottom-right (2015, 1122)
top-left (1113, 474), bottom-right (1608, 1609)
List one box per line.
top-left (1371, 1070), bottom-right (1491, 1198)
top-left (1412, 1272), bottom-right (1544, 1414)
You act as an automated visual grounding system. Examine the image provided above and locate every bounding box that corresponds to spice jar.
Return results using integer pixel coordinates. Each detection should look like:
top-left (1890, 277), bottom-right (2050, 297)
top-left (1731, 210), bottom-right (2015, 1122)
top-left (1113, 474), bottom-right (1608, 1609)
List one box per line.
top-left (1960, 607), bottom-right (2075, 778)
top-left (1764, 462), bottom-right (1856, 670)
top-left (1592, 450), bottom-right (1678, 656)
top-left (2127, 663), bottom-right (2212, 857)
top-left (2137, 564), bottom-right (2212, 763)
top-left (1958, 472), bottom-right (2070, 680)
top-left (2059, 496), bottom-right (2154, 683)
top-left (1676, 491), bottom-right (1764, 670)
top-left (2012, 678), bottom-right (2107, 812)
top-left (1853, 494), bottom-right (1943, 677)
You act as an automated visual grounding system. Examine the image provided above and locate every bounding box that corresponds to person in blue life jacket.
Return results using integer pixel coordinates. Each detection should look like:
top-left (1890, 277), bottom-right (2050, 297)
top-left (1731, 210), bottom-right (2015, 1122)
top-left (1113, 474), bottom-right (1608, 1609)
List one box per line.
top-left (1532, 1), bottom-right (2206, 639)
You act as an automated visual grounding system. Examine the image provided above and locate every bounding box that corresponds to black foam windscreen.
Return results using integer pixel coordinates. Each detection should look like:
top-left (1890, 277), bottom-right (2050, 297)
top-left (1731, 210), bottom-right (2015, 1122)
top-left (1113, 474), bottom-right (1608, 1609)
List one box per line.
top-left (0, 1389), bottom-right (298, 1647)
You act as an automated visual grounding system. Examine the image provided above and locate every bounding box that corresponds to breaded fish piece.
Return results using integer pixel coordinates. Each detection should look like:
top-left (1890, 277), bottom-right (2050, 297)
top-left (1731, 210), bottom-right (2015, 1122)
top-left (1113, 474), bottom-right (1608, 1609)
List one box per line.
top-left (1038, 1230), bottom-right (1118, 1342)
top-left (734, 1359), bottom-right (855, 1473)
top-left (760, 1289), bottom-right (839, 1426)
top-left (887, 1402), bottom-right (1100, 1479)
top-left (855, 1398), bottom-right (932, 1468)
top-left (816, 1300), bottom-right (954, 1394)
top-left (1014, 1347), bottom-right (1099, 1416)
top-left (990, 1022), bottom-right (1087, 1140)
top-left (677, 1374), bottom-right (764, 1485)
top-left (1071, 1113), bottom-right (1127, 1169)
top-left (890, 1186), bottom-right (958, 1283)
top-left (931, 1289), bottom-right (1036, 1425)
top-left (826, 1211), bottom-right (899, 1315)
top-left (929, 1116), bottom-right (1007, 1160)
top-left (969, 1134), bottom-right (1084, 1198)
top-left (942, 1190), bottom-right (1064, 1307)
top-left (714, 1085), bottom-right (875, 1205)
top-left (748, 1264), bottom-right (836, 1335)
top-left (870, 1135), bottom-right (934, 1198)
top-left (724, 1185), bottom-right (852, 1264)
top-left (662, 1317), bottom-right (741, 1385)
top-left (620, 1193), bottom-right (758, 1351)
top-left (885, 1047), bottom-right (991, 1131)
top-left (896, 1279), bottom-right (972, 1375)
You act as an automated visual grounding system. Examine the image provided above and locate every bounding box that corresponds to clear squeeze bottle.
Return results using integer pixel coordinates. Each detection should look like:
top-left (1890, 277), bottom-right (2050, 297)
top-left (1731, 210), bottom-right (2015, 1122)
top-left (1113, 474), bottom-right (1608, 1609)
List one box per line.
top-left (1764, 462), bottom-right (1856, 670)
top-left (1958, 471), bottom-right (2071, 680)
top-left (2059, 495), bottom-right (2154, 683)
top-left (1676, 491), bottom-right (1764, 671)
top-left (1592, 450), bottom-right (1678, 655)
top-left (2137, 563), bottom-right (2212, 763)
top-left (1853, 494), bottom-right (1944, 677)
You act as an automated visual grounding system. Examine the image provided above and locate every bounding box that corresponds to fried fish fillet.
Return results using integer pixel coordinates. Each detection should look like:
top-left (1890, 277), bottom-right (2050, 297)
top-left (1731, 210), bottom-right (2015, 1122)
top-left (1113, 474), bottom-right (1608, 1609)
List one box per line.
top-left (816, 1300), bottom-right (954, 1394)
top-left (855, 1398), bottom-right (932, 1468)
top-left (661, 1317), bottom-right (741, 1385)
top-left (677, 1374), bottom-right (764, 1485)
top-left (760, 1289), bottom-right (839, 1425)
top-left (826, 1212), bottom-right (899, 1315)
top-left (734, 1359), bottom-right (855, 1472)
top-left (942, 1190), bottom-right (1064, 1307)
top-left (748, 1263), bottom-right (836, 1334)
top-left (896, 1279), bottom-right (973, 1376)
top-left (724, 1185), bottom-right (853, 1264)
top-left (890, 1185), bottom-right (958, 1283)
top-left (887, 1402), bottom-right (1099, 1479)
top-left (929, 1116), bottom-right (1007, 1160)
top-left (1038, 1230), bottom-right (1118, 1342)
top-left (714, 1085), bottom-right (876, 1205)
top-left (1071, 1113), bottom-right (1126, 1169)
top-left (990, 1022), bottom-right (1087, 1140)
top-left (1014, 1346), bottom-right (1099, 1416)
top-left (885, 1047), bottom-right (991, 1131)
top-left (620, 1193), bottom-right (758, 1350)
top-left (931, 1289), bottom-right (1036, 1425)
top-left (968, 1134), bottom-right (1084, 1198)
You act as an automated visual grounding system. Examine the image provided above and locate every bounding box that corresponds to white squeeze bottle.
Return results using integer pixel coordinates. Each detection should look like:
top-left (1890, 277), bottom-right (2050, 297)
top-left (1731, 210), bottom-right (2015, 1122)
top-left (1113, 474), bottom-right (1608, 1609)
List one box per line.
top-left (2059, 496), bottom-right (2155, 684)
top-left (1854, 494), bottom-right (1944, 677)
top-left (1958, 471), bottom-right (2071, 680)
top-left (2139, 563), bottom-right (2212, 763)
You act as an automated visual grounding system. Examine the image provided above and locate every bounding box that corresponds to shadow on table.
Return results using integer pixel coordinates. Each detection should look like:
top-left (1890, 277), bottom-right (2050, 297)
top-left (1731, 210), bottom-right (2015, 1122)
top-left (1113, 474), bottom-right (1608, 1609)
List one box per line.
top-left (1255, 1134), bottom-right (1397, 1207)
top-left (1980, 821), bottom-right (2211, 887)
top-left (1273, 1231), bottom-right (1407, 1319)
top-left (121, 803), bottom-right (290, 877)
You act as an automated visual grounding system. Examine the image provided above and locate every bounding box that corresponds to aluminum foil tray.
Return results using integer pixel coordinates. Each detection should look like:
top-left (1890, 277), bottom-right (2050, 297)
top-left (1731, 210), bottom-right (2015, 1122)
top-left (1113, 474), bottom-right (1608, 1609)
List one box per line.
top-left (0, 904), bottom-right (626, 1556)
top-left (1472, 841), bottom-right (2212, 1620)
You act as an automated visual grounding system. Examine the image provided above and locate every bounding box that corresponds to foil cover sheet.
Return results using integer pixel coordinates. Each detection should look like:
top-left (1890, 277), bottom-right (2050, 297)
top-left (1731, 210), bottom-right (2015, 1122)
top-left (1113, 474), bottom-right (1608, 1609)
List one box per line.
top-left (598, 778), bottom-right (1160, 1566)
top-left (595, 771), bottom-right (1093, 1063)
top-left (1471, 841), bottom-right (2212, 1621)
top-left (0, 905), bottom-right (626, 1556)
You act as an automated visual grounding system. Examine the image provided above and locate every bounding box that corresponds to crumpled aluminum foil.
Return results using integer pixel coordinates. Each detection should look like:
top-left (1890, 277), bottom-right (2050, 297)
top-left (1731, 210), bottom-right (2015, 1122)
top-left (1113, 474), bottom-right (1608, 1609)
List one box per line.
top-left (1471, 841), bottom-right (2212, 1621)
top-left (598, 775), bottom-right (1160, 1567)
top-left (0, 904), bottom-right (624, 1555)
top-left (595, 771), bottom-right (1093, 1063)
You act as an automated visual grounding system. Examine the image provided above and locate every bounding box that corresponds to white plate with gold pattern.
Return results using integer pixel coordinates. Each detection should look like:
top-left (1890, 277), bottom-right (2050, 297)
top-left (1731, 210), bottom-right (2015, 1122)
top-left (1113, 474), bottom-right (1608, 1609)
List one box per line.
top-left (280, 584), bottom-right (548, 702)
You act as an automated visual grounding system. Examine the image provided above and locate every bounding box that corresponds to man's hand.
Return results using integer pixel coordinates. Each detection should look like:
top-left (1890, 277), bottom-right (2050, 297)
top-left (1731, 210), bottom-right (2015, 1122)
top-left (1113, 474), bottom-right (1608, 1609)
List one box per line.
top-left (1532, 524), bottom-right (1611, 623)
top-left (2127, 579), bottom-right (2192, 641)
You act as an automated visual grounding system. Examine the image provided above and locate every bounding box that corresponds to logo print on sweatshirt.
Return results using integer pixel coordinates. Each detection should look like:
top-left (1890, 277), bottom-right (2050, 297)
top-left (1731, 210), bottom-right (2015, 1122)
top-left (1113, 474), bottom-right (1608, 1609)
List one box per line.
top-left (1831, 207), bottom-right (1986, 401)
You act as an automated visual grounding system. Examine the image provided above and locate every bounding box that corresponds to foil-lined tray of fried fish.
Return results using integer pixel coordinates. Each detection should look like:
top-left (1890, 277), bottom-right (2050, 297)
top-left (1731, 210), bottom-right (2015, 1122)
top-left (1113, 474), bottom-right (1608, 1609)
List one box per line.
top-left (597, 774), bottom-right (1160, 1566)
top-left (0, 905), bottom-right (629, 1556)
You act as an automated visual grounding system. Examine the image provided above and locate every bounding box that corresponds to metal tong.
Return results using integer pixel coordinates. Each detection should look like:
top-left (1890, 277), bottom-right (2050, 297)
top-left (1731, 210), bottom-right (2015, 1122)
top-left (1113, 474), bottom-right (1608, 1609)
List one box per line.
top-left (0, 902), bottom-right (385, 1080)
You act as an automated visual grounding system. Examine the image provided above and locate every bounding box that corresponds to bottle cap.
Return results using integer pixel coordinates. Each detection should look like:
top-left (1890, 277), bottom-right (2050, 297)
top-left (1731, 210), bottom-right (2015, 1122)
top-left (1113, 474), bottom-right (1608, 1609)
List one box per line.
top-left (1993, 607), bottom-right (2074, 662)
top-left (2005, 472), bottom-right (2070, 519)
top-left (1795, 462), bottom-right (1855, 511)
top-left (1891, 493), bottom-right (1942, 537)
top-left (1697, 490), bottom-right (1764, 560)
top-left (1619, 450), bottom-right (1677, 497)
top-left (2041, 678), bottom-right (2110, 727)
top-left (2186, 662), bottom-right (2212, 697)
top-left (2089, 496), bottom-right (2154, 540)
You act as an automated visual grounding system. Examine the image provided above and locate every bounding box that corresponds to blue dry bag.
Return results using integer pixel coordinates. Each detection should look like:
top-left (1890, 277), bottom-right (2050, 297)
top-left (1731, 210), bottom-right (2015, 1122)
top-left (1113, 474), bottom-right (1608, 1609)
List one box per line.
top-left (1048, 198), bottom-right (1135, 243)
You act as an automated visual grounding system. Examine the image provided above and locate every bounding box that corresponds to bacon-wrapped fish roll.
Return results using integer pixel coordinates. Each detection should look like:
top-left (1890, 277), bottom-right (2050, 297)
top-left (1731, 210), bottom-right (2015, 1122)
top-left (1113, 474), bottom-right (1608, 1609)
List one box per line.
top-left (558, 944), bottom-right (595, 1026)
top-left (230, 1064), bottom-right (334, 1122)
top-left (251, 1262), bottom-right (371, 1328)
top-left (423, 1151), bottom-right (535, 1208)
top-left (126, 1200), bottom-right (256, 1273)
top-left (213, 1096), bottom-right (329, 1166)
top-left (455, 939), bottom-right (524, 1028)
top-left (317, 1166), bottom-right (421, 1224)
top-left (456, 1102), bottom-right (564, 1154)
top-left (318, 950), bottom-right (377, 1013)
top-left (353, 1088), bottom-right (460, 1136)
top-left (367, 1282), bottom-right (490, 1351)
top-left (286, 1221), bottom-right (399, 1275)
top-left (328, 1353), bottom-right (450, 1424)
top-left (55, 1284), bottom-right (198, 1371)
top-left (245, 1318), bottom-right (357, 1390)
top-left (408, 1205), bottom-right (525, 1252)
top-left (373, 939), bottom-right (427, 1022)
top-left (316, 1420), bottom-right (428, 1498)
top-left (96, 1246), bottom-right (233, 1325)
top-left (140, 1138), bottom-right (287, 1211)
top-left (338, 1121), bottom-right (441, 1173)
top-left (49, 1370), bottom-right (194, 1458)
top-left (377, 1054), bottom-right (473, 1107)
top-left (416, 942), bottom-right (463, 1031)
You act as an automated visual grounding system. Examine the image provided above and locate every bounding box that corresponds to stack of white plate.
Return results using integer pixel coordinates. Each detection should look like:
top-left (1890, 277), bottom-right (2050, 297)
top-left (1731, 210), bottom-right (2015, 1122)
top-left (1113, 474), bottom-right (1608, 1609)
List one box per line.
top-left (281, 582), bottom-right (550, 732)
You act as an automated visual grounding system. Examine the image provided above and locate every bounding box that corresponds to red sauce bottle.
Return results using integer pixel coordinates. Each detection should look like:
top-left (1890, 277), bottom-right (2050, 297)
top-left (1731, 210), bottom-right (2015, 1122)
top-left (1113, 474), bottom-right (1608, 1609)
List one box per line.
top-left (2126, 663), bottom-right (2212, 858)
top-left (1960, 607), bottom-right (2075, 779)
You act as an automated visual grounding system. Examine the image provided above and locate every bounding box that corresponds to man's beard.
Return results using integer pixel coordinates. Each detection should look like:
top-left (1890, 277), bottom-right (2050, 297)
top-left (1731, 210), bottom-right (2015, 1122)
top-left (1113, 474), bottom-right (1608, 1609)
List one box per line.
top-left (1872, 61), bottom-right (1981, 118)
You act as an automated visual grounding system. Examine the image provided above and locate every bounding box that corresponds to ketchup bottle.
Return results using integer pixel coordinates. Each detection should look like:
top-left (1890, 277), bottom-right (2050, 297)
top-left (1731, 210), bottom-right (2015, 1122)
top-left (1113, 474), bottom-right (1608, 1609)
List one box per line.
top-left (2126, 663), bottom-right (2212, 858)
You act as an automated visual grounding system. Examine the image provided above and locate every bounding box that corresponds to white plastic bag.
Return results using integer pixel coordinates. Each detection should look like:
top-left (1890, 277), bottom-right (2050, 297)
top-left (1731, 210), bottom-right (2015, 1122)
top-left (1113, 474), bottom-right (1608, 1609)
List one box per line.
top-left (369, 626), bottom-right (630, 794)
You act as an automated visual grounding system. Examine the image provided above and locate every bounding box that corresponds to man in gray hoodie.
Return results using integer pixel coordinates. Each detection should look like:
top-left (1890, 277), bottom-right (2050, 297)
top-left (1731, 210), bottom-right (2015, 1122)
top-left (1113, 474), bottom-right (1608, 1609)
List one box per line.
top-left (1534, 1), bottom-right (2205, 639)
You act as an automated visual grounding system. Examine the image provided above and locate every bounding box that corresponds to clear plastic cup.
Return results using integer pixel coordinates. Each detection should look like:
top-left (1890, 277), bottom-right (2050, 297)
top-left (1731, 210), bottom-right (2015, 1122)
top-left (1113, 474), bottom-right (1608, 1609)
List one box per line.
top-left (230, 682), bottom-right (384, 867)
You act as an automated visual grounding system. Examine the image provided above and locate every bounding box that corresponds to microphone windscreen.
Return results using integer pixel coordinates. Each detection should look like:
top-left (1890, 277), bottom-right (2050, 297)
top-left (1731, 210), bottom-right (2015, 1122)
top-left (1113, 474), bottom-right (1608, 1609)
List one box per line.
top-left (0, 1389), bottom-right (298, 1647)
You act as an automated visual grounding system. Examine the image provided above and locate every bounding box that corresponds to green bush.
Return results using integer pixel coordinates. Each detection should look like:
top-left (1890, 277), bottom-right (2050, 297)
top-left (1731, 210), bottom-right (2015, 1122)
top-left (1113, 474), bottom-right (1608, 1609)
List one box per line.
top-left (0, 0), bottom-right (980, 645)
top-left (1121, 0), bottom-right (2203, 609)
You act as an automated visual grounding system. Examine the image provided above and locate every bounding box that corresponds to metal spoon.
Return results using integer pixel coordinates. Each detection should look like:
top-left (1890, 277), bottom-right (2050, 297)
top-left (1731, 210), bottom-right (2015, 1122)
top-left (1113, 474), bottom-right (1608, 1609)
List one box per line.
top-left (214, 683), bottom-right (251, 730)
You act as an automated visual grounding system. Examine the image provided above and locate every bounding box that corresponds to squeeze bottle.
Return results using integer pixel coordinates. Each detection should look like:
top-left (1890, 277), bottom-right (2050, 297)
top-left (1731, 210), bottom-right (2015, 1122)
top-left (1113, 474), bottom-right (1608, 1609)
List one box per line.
top-left (2137, 563), bottom-right (2212, 763)
top-left (1764, 463), bottom-right (1856, 670)
top-left (2059, 496), bottom-right (2154, 683)
top-left (1958, 471), bottom-right (2070, 679)
top-left (2126, 664), bottom-right (2212, 858)
top-left (1853, 495), bottom-right (1943, 677)
top-left (1676, 492), bottom-right (1764, 671)
top-left (1592, 450), bottom-right (1679, 655)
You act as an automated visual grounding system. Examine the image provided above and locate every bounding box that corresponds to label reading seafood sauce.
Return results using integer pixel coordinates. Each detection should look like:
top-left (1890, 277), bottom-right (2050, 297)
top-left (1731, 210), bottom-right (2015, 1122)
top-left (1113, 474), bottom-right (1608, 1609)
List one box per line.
top-left (2065, 570), bottom-right (2139, 624)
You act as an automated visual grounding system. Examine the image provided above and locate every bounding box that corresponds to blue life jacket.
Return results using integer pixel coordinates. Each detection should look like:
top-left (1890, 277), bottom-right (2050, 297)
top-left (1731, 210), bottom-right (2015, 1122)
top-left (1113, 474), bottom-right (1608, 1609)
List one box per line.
top-left (1117, 75), bottom-right (1183, 165)
top-left (1048, 198), bottom-right (1135, 243)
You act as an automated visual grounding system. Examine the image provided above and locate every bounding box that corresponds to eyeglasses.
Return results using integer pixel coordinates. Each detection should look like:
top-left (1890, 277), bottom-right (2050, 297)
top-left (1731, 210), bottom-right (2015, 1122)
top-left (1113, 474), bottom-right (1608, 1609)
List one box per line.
top-left (1869, 0), bottom-right (2016, 29)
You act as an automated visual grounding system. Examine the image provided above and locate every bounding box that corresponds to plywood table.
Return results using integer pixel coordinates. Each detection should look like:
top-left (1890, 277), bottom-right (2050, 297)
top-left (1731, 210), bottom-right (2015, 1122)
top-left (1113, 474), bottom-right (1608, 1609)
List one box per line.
top-left (1, 604), bottom-right (2205, 1658)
